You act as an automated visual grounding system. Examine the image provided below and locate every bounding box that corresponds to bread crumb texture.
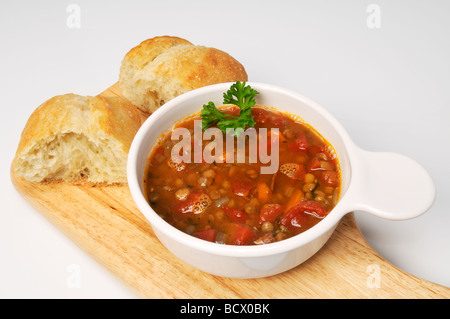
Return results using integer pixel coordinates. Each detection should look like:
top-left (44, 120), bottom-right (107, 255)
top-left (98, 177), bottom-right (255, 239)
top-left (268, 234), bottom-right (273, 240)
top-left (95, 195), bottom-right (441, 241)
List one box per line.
top-left (119, 35), bottom-right (248, 113)
top-left (13, 94), bottom-right (141, 184)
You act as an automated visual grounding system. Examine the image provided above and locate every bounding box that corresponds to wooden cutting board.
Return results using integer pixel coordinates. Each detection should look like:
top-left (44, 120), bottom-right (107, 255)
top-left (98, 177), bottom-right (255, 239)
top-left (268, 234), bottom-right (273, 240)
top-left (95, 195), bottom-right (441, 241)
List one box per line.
top-left (10, 83), bottom-right (450, 299)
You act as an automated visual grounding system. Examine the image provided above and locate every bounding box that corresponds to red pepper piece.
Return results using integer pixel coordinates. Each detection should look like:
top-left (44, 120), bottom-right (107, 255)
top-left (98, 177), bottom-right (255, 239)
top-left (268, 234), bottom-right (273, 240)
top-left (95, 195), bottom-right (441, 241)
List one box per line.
top-left (231, 179), bottom-right (254, 197)
top-left (228, 223), bottom-right (256, 245)
top-left (192, 228), bottom-right (216, 242)
top-left (287, 132), bottom-right (308, 153)
top-left (259, 204), bottom-right (284, 224)
top-left (307, 157), bottom-right (323, 172)
top-left (223, 207), bottom-right (248, 223)
top-left (280, 201), bottom-right (326, 231)
top-left (321, 170), bottom-right (340, 187)
top-left (252, 108), bottom-right (270, 124)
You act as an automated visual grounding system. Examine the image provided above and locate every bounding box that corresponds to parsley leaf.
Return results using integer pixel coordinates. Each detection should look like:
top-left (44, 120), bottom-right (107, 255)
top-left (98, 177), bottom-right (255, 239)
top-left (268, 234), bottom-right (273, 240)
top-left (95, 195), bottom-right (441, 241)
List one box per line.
top-left (201, 82), bottom-right (259, 136)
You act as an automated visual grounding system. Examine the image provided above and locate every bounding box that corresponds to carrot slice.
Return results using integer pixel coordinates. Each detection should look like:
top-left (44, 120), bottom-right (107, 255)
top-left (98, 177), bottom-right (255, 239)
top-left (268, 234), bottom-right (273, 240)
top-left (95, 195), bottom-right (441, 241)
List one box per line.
top-left (286, 189), bottom-right (304, 210)
top-left (257, 182), bottom-right (272, 203)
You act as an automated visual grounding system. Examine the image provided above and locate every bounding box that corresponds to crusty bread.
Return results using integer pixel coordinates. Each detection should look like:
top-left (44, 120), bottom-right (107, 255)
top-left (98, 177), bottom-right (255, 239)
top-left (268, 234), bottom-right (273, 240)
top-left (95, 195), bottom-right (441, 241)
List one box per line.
top-left (12, 94), bottom-right (141, 184)
top-left (119, 35), bottom-right (248, 113)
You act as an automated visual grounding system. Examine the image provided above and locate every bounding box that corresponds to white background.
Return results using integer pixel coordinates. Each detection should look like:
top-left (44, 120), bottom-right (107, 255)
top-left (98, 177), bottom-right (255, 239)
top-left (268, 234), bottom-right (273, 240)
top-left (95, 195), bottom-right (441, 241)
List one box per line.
top-left (1, 0), bottom-right (449, 298)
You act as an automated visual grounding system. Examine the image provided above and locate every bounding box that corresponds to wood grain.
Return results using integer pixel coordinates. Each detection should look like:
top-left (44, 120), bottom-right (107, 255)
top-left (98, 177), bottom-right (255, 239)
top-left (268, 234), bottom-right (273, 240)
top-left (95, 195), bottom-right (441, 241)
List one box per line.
top-left (10, 83), bottom-right (450, 299)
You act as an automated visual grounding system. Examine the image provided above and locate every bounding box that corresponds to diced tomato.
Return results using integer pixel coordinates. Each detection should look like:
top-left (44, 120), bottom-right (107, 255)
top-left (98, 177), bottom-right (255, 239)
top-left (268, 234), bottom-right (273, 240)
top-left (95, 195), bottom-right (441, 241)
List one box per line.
top-left (192, 228), bottom-right (216, 242)
top-left (280, 201), bottom-right (326, 231)
top-left (321, 170), bottom-right (340, 187)
top-left (280, 206), bottom-right (306, 231)
top-left (223, 207), bottom-right (248, 223)
top-left (259, 204), bottom-right (284, 224)
top-left (306, 157), bottom-right (322, 172)
top-left (252, 108), bottom-right (270, 124)
top-left (228, 223), bottom-right (256, 245)
top-left (303, 200), bottom-right (326, 217)
top-left (287, 132), bottom-right (308, 153)
top-left (174, 191), bottom-right (211, 214)
top-left (231, 179), bottom-right (254, 197)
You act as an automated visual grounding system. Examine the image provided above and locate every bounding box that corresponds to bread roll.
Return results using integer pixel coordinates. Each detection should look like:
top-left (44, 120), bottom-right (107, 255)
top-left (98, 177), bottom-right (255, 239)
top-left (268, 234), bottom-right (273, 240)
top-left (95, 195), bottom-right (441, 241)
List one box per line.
top-left (119, 35), bottom-right (248, 113)
top-left (12, 94), bottom-right (141, 184)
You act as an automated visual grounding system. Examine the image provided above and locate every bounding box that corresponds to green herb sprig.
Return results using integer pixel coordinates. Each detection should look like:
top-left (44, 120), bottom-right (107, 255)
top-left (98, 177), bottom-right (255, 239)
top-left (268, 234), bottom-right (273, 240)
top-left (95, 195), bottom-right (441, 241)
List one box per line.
top-left (200, 81), bottom-right (259, 136)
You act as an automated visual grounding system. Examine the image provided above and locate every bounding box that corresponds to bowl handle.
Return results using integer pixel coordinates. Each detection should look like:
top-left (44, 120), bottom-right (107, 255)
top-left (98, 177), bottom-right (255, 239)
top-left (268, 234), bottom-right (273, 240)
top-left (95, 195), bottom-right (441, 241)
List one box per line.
top-left (342, 146), bottom-right (436, 220)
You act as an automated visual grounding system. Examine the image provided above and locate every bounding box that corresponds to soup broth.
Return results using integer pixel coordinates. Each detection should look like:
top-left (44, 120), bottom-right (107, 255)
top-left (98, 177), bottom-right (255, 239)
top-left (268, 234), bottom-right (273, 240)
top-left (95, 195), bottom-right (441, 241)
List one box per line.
top-left (144, 106), bottom-right (341, 245)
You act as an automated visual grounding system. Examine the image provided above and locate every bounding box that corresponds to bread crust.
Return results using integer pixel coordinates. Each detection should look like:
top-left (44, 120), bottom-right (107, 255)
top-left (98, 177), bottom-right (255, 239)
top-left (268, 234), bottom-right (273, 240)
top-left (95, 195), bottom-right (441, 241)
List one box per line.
top-left (120, 36), bottom-right (192, 72)
top-left (153, 45), bottom-right (248, 90)
top-left (119, 36), bottom-right (248, 113)
top-left (13, 94), bottom-right (141, 184)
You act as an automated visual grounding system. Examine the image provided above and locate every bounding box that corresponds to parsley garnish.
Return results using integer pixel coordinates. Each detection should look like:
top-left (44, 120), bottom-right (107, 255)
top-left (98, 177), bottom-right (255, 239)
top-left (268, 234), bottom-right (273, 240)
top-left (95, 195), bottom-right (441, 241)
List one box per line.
top-left (200, 81), bottom-right (259, 136)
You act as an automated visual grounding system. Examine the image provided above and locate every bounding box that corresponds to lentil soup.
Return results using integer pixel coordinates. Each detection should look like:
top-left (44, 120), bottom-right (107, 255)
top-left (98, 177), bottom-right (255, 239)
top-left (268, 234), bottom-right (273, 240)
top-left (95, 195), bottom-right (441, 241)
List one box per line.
top-left (144, 106), bottom-right (341, 245)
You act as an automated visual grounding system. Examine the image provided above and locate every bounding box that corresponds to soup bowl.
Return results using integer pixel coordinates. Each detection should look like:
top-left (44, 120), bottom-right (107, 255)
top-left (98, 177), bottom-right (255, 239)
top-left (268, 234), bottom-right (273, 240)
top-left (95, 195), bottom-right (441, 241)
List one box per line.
top-left (127, 82), bottom-right (435, 278)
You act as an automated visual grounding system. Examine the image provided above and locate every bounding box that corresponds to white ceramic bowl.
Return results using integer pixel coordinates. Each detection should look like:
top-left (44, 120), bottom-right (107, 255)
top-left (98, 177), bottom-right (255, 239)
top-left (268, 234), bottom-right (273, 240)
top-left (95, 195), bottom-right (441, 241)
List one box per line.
top-left (127, 82), bottom-right (435, 278)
